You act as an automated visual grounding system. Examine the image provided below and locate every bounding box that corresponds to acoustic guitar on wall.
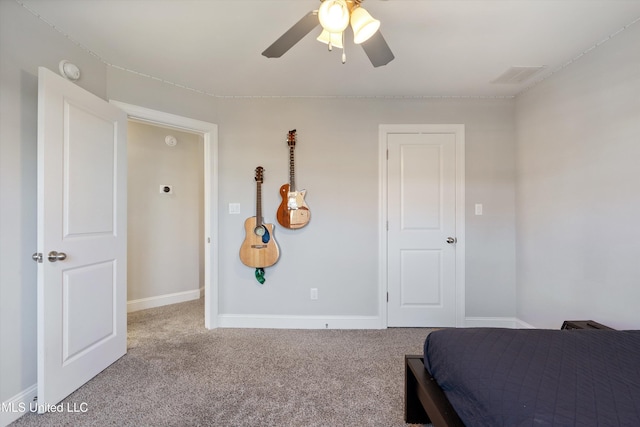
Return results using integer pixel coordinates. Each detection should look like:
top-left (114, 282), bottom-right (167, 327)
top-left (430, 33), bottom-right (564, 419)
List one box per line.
top-left (239, 166), bottom-right (280, 269)
top-left (276, 129), bottom-right (311, 229)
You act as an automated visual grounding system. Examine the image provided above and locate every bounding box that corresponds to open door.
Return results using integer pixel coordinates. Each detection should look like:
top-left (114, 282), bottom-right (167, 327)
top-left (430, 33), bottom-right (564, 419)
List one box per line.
top-left (35, 67), bottom-right (127, 410)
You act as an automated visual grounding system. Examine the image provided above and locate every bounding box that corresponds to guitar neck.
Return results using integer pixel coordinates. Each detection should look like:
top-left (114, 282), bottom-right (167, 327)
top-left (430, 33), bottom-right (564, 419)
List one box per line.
top-left (256, 181), bottom-right (263, 227)
top-left (289, 145), bottom-right (296, 192)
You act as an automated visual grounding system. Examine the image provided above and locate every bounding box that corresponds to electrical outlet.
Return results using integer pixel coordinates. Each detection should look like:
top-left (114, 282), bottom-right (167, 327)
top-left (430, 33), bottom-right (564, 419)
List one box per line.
top-left (310, 288), bottom-right (318, 300)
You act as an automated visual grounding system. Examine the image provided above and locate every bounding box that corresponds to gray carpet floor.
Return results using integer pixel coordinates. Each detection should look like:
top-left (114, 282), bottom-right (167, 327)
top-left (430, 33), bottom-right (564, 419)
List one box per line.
top-left (11, 298), bottom-right (433, 426)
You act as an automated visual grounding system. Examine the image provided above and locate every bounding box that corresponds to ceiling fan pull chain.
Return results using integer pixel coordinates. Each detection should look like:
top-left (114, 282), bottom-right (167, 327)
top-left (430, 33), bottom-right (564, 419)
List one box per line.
top-left (342, 32), bottom-right (347, 64)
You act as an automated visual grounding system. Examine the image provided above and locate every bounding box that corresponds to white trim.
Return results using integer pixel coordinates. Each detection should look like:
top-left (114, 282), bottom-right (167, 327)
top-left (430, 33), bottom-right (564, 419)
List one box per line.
top-left (515, 319), bottom-right (537, 329)
top-left (127, 288), bottom-right (203, 313)
top-left (218, 315), bottom-right (382, 330)
top-left (463, 317), bottom-right (537, 329)
top-left (463, 317), bottom-right (521, 329)
top-left (109, 101), bottom-right (219, 329)
top-left (377, 129), bottom-right (389, 329)
top-left (0, 384), bottom-right (37, 427)
top-left (454, 125), bottom-right (466, 328)
top-left (378, 124), bottom-right (466, 328)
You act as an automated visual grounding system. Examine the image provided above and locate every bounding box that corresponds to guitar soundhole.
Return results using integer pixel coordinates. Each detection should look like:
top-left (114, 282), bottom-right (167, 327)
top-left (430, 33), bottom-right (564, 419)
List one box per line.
top-left (254, 225), bottom-right (266, 237)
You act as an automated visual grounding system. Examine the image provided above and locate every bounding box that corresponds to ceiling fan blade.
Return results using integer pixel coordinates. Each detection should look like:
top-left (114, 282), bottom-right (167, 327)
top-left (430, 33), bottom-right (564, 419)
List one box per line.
top-left (361, 30), bottom-right (395, 67)
top-left (262, 11), bottom-right (319, 58)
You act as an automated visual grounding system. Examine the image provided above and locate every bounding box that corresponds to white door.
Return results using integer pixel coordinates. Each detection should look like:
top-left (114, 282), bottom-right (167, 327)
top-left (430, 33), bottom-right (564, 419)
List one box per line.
top-left (385, 128), bottom-right (462, 327)
top-left (36, 67), bottom-right (127, 410)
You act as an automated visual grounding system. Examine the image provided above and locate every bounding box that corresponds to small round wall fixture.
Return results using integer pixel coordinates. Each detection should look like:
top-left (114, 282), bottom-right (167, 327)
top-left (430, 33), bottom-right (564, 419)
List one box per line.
top-left (58, 60), bottom-right (80, 81)
top-left (165, 135), bottom-right (177, 147)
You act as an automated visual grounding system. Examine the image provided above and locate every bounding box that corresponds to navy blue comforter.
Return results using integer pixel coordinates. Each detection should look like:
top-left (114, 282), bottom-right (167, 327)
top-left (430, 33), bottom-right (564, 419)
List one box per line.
top-left (424, 328), bottom-right (640, 427)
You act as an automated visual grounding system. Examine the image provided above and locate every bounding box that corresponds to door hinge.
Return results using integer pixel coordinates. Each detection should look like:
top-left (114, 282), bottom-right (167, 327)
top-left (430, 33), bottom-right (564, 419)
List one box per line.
top-left (207, 237), bottom-right (210, 243)
top-left (386, 149), bottom-right (389, 160)
top-left (387, 292), bottom-right (389, 302)
top-left (386, 221), bottom-right (389, 231)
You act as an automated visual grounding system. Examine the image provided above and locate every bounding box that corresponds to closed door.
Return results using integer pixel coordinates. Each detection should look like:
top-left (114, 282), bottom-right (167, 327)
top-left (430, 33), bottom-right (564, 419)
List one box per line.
top-left (385, 127), bottom-right (462, 327)
top-left (36, 66), bottom-right (127, 410)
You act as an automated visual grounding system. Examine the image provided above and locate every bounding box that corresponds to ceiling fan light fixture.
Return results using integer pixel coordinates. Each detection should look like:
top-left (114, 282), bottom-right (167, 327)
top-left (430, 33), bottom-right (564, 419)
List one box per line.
top-left (351, 6), bottom-right (380, 44)
top-left (317, 29), bottom-right (344, 49)
top-left (318, 0), bottom-right (350, 33)
top-left (262, 0), bottom-right (394, 67)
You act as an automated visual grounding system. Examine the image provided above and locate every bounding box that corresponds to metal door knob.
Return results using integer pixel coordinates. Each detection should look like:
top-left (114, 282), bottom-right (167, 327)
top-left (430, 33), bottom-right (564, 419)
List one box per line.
top-left (446, 237), bottom-right (457, 244)
top-left (48, 251), bottom-right (67, 262)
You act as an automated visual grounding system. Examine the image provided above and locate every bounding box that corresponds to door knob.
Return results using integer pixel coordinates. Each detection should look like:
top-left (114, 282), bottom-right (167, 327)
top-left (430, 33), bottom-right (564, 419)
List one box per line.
top-left (47, 251), bottom-right (67, 262)
top-left (446, 237), bottom-right (457, 244)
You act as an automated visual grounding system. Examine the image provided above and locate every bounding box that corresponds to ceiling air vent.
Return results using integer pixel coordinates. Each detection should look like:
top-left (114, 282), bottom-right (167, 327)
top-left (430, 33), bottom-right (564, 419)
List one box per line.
top-left (491, 66), bottom-right (546, 84)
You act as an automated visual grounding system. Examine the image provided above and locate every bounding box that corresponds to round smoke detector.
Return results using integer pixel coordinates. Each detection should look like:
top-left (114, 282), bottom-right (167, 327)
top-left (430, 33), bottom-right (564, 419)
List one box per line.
top-left (59, 60), bottom-right (80, 81)
top-left (165, 135), bottom-right (178, 147)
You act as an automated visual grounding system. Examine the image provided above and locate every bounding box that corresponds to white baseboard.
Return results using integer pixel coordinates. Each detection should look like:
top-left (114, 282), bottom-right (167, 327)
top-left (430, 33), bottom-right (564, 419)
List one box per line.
top-left (514, 318), bottom-right (537, 329)
top-left (1, 384), bottom-right (37, 427)
top-left (127, 287), bottom-right (203, 313)
top-left (217, 315), bottom-right (537, 330)
top-left (463, 317), bottom-right (536, 329)
top-left (217, 314), bottom-right (384, 329)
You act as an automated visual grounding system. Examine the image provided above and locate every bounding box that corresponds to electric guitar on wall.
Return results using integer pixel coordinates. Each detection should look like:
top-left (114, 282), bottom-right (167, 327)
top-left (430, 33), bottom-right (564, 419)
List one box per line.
top-left (276, 129), bottom-right (311, 229)
top-left (239, 166), bottom-right (280, 268)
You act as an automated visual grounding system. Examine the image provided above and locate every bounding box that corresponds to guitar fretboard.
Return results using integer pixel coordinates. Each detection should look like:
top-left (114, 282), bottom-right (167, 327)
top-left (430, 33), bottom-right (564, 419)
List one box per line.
top-left (289, 145), bottom-right (296, 192)
top-left (256, 180), bottom-right (263, 227)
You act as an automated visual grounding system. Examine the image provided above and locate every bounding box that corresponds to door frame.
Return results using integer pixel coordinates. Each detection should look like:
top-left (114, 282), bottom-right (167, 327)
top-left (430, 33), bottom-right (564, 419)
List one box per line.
top-left (110, 101), bottom-right (219, 329)
top-left (378, 124), bottom-right (466, 328)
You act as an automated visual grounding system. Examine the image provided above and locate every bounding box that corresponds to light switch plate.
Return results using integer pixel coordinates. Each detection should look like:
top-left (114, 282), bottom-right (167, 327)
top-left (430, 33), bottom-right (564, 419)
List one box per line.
top-left (228, 203), bottom-right (240, 214)
top-left (475, 203), bottom-right (483, 215)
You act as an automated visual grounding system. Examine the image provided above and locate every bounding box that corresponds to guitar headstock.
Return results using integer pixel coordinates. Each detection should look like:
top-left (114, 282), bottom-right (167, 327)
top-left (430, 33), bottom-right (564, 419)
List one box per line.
top-left (254, 166), bottom-right (264, 183)
top-left (287, 129), bottom-right (297, 148)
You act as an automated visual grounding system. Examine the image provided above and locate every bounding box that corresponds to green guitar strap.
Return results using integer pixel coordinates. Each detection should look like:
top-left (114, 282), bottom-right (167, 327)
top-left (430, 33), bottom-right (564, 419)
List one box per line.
top-left (255, 268), bottom-right (265, 284)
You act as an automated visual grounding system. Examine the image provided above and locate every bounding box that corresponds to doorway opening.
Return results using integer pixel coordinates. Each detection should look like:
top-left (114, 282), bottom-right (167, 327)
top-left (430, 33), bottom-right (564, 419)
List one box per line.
top-left (127, 120), bottom-right (204, 317)
top-left (111, 101), bottom-right (219, 329)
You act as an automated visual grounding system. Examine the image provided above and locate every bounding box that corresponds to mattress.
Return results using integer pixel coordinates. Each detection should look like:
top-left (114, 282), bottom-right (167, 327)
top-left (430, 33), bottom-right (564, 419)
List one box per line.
top-left (423, 328), bottom-right (640, 427)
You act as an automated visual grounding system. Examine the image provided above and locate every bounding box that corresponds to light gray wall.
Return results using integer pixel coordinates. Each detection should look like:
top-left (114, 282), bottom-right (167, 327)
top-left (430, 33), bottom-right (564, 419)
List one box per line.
top-left (2, 0), bottom-right (639, 420)
top-left (108, 68), bottom-right (517, 319)
top-left (2, 0), bottom-right (517, 413)
top-left (127, 122), bottom-right (204, 302)
top-left (0, 0), bottom-right (108, 409)
top-left (515, 22), bottom-right (640, 330)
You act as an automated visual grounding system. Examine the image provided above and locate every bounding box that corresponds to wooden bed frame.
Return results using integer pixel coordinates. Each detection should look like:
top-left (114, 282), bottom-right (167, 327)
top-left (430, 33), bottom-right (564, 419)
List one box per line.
top-left (404, 354), bottom-right (464, 426)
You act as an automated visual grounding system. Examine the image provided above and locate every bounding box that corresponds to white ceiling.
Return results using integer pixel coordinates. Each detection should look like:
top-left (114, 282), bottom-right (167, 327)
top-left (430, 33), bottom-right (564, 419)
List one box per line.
top-left (18, 0), bottom-right (640, 98)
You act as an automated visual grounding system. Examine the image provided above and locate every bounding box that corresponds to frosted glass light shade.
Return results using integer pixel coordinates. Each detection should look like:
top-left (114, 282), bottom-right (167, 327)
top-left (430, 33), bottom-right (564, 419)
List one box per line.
top-left (351, 7), bottom-right (380, 44)
top-left (317, 29), bottom-right (344, 49)
top-left (318, 0), bottom-right (350, 33)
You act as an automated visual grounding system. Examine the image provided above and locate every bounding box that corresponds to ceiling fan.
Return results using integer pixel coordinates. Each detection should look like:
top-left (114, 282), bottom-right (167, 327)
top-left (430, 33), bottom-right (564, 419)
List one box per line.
top-left (262, 0), bottom-right (395, 67)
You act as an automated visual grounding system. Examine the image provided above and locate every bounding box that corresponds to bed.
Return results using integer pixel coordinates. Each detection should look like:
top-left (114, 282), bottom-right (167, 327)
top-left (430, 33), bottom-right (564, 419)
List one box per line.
top-left (405, 327), bottom-right (640, 426)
